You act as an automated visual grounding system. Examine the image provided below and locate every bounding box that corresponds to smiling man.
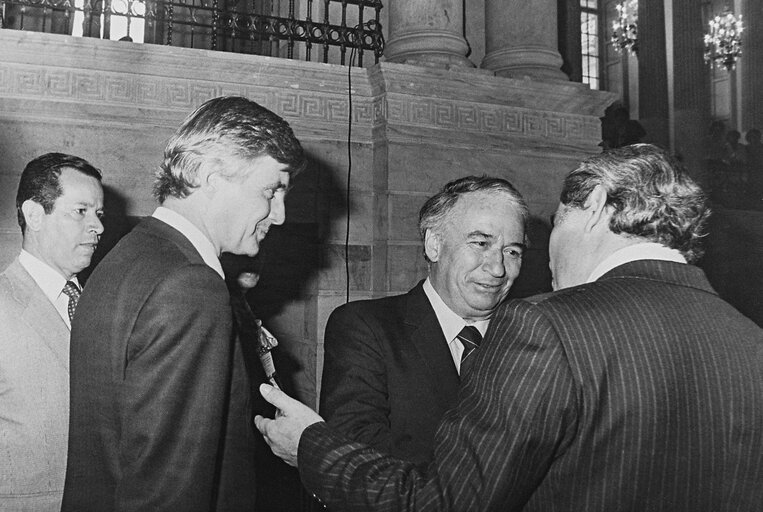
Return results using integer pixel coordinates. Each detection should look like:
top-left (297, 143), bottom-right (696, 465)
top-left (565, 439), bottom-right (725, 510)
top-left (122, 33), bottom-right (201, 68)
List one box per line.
top-left (62, 96), bottom-right (305, 512)
top-left (320, 176), bottom-right (527, 466)
top-left (256, 144), bottom-right (763, 512)
top-left (0, 153), bottom-right (104, 511)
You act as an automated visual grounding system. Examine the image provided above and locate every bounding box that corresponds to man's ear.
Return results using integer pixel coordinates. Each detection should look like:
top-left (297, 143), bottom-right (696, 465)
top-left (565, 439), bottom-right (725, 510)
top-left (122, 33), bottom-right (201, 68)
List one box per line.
top-left (21, 200), bottom-right (45, 232)
top-left (424, 229), bottom-right (441, 262)
top-left (583, 184), bottom-right (610, 232)
top-left (201, 167), bottom-right (221, 197)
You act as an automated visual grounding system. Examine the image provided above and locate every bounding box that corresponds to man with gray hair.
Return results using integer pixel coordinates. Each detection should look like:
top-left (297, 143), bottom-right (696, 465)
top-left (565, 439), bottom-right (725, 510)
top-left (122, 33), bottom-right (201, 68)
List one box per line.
top-left (63, 96), bottom-right (305, 512)
top-left (256, 144), bottom-right (763, 511)
top-left (320, 176), bottom-right (528, 466)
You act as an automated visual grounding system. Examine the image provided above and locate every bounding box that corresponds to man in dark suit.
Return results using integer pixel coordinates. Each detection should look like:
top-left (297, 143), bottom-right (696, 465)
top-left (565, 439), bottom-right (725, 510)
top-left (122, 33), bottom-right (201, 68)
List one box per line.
top-left (320, 176), bottom-right (528, 465)
top-left (256, 144), bottom-right (763, 511)
top-left (62, 96), bottom-right (305, 512)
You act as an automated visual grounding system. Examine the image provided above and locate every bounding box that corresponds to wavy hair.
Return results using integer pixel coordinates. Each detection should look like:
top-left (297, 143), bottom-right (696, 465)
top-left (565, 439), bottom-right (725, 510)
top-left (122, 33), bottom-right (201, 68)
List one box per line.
top-left (560, 144), bottom-right (710, 262)
top-left (154, 96), bottom-right (306, 203)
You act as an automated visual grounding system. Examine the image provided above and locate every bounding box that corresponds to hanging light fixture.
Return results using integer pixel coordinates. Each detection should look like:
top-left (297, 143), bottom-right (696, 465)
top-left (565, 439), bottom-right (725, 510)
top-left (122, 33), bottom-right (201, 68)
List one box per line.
top-left (703, 9), bottom-right (744, 71)
top-left (611, 0), bottom-right (638, 57)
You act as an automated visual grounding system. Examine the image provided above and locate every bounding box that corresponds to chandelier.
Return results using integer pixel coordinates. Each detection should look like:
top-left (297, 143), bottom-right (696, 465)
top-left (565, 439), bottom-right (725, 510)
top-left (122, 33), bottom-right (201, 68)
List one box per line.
top-left (703, 10), bottom-right (744, 71)
top-left (611, 0), bottom-right (638, 57)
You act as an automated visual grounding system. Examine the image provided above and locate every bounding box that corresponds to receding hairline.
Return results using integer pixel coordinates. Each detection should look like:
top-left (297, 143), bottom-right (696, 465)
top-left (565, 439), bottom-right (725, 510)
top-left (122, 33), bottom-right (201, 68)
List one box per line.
top-left (426, 189), bottom-right (528, 233)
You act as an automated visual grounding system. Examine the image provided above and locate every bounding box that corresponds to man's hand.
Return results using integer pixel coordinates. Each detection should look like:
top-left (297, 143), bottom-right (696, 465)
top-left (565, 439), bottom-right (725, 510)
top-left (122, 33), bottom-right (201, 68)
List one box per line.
top-left (254, 384), bottom-right (323, 467)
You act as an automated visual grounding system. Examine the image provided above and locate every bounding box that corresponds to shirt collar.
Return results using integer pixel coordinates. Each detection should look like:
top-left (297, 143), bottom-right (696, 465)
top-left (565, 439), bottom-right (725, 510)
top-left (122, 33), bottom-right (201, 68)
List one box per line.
top-left (422, 277), bottom-right (490, 342)
top-left (152, 206), bottom-right (225, 279)
top-left (18, 249), bottom-right (79, 303)
top-left (586, 242), bottom-right (687, 283)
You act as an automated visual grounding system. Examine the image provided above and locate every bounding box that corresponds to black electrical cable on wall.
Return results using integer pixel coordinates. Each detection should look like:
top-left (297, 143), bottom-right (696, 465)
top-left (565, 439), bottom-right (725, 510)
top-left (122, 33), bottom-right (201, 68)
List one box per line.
top-left (345, 46), bottom-right (357, 304)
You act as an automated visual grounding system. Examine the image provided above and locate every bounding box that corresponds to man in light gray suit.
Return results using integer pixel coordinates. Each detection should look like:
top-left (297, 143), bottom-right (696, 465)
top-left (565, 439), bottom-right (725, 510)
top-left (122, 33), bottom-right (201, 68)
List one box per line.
top-left (0, 153), bottom-right (104, 511)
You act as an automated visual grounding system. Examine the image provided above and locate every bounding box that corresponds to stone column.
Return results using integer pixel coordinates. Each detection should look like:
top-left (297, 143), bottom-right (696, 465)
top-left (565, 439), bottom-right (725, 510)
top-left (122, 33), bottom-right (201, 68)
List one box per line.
top-left (481, 0), bottom-right (567, 81)
top-left (669, 0), bottom-right (711, 183)
top-left (637, 0), bottom-right (670, 148)
top-left (384, 0), bottom-right (473, 69)
top-left (741, 1), bottom-right (763, 131)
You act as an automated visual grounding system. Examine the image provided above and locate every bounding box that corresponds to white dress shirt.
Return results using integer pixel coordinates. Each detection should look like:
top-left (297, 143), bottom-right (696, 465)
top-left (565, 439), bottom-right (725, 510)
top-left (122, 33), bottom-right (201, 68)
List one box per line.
top-left (18, 249), bottom-right (79, 330)
top-left (152, 206), bottom-right (224, 279)
top-left (423, 278), bottom-right (489, 375)
top-left (586, 242), bottom-right (687, 283)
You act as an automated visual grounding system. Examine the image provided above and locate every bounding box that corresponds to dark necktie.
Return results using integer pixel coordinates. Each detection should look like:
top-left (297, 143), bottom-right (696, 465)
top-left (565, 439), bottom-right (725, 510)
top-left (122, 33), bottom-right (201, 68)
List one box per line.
top-left (458, 325), bottom-right (483, 372)
top-left (62, 281), bottom-right (81, 322)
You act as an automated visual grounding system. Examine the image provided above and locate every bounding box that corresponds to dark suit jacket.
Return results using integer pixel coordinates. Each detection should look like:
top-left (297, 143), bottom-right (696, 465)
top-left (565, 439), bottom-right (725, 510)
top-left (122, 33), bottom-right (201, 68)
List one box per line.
top-left (320, 282), bottom-right (460, 465)
top-left (62, 217), bottom-right (257, 512)
top-left (300, 260), bottom-right (763, 511)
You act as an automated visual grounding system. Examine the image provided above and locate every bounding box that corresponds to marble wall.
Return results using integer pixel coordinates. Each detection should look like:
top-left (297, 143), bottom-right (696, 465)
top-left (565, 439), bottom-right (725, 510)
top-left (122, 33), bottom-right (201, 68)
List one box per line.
top-left (0, 30), bottom-right (614, 406)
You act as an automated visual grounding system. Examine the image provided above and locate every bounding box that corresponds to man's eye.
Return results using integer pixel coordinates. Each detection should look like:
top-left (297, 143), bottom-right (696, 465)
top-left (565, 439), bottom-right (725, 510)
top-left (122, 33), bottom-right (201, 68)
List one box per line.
top-left (96, 211), bottom-right (105, 219)
top-left (505, 248), bottom-right (523, 258)
top-left (73, 208), bottom-right (86, 216)
top-left (470, 241), bottom-right (488, 248)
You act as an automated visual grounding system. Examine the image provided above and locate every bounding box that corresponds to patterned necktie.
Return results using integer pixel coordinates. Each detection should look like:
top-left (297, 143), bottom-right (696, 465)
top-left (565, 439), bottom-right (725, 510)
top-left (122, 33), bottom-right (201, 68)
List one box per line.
top-left (458, 325), bottom-right (483, 370)
top-left (62, 281), bottom-right (81, 322)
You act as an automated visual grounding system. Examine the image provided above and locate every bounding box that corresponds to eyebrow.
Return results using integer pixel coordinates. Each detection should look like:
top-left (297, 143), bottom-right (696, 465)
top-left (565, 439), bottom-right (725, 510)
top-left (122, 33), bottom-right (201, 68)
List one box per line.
top-left (467, 231), bottom-right (526, 250)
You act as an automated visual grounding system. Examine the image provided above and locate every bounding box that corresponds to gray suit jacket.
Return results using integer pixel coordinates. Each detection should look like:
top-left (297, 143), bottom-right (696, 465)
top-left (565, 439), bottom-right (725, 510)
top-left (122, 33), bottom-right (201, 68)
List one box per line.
top-left (0, 258), bottom-right (70, 512)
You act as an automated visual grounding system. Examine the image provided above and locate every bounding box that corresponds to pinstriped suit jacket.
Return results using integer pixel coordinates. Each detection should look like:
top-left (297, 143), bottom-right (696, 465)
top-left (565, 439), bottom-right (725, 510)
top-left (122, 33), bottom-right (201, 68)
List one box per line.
top-left (0, 258), bottom-right (70, 512)
top-left (299, 260), bottom-right (763, 511)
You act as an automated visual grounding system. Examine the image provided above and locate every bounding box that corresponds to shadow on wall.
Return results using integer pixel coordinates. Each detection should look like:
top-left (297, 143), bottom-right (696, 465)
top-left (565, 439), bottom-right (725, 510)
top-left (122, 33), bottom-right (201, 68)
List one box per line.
top-left (78, 184), bottom-right (136, 285)
top-left (225, 153), bottom-right (348, 512)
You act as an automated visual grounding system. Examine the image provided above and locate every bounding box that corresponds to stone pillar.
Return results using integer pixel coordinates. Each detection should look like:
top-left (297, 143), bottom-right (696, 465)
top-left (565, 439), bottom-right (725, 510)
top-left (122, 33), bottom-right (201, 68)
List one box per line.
top-left (637, 0), bottom-right (670, 148)
top-left (741, 1), bottom-right (763, 132)
top-left (481, 0), bottom-right (567, 81)
top-left (384, 0), bottom-right (473, 69)
top-left (669, 0), bottom-right (711, 183)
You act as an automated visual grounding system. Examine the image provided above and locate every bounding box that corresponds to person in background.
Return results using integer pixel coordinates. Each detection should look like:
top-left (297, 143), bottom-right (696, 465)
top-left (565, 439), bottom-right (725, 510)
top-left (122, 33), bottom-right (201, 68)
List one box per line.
top-left (62, 96), bottom-right (305, 512)
top-left (0, 153), bottom-right (104, 511)
top-left (745, 128), bottom-right (763, 207)
top-left (320, 176), bottom-right (527, 466)
top-left (256, 143), bottom-right (763, 512)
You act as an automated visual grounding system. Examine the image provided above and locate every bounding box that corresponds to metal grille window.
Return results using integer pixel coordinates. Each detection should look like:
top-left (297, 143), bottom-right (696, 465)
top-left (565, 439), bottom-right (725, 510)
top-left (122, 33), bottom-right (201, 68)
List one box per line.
top-left (581, 0), bottom-right (600, 89)
top-left (0, 0), bottom-right (384, 66)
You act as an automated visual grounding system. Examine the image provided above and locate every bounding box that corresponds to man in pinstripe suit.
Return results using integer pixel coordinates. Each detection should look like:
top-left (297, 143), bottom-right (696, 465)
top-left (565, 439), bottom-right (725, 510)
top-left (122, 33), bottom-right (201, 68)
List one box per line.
top-left (256, 144), bottom-right (763, 511)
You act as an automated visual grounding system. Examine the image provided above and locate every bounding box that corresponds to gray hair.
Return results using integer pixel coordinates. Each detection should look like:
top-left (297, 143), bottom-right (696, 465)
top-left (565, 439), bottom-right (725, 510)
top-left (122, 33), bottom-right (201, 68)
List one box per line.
top-left (560, 143), bottom-right (710, 263)
top-left (418, 175), bottom-right (529, 242)
top-left (154, 96), bottom-right (305, 203)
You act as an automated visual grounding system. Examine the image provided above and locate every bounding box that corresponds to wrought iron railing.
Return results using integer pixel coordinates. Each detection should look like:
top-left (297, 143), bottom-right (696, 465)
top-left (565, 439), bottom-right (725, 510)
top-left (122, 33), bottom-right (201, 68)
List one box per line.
top-left (0, 0), bottom-right (384, 66)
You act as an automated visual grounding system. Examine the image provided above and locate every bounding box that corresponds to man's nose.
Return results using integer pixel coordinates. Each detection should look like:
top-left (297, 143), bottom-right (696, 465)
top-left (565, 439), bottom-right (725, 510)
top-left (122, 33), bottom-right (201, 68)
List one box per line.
top-left (89, 213), bottom-right (104, 235)
top-left (269, 195), bottom-right (286, 226)
top-left (483, 249), bottom-right (506, 277)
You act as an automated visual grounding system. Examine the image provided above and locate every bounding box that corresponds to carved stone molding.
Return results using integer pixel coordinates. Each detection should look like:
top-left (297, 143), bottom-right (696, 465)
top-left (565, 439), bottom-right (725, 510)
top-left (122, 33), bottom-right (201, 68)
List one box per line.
top-left (0, 30), bottom-right (613, 149)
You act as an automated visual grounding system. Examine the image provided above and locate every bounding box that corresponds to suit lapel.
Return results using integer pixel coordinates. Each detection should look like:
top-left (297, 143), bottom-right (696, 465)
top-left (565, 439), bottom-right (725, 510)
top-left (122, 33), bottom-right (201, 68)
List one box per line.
top-left (6, 259), bottom-right (70, 372)
top-left (403, 283), bottom-right (460, 407)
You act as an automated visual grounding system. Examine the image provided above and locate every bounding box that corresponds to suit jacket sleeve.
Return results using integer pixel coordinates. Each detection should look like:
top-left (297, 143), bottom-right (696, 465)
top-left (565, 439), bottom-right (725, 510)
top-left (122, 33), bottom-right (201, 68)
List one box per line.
top-left (301, 299), bottom-right (579, 512)
top-left (115, 265), bottom-right (233, 511)
top-left (320, 304), bottom-right (394, 452)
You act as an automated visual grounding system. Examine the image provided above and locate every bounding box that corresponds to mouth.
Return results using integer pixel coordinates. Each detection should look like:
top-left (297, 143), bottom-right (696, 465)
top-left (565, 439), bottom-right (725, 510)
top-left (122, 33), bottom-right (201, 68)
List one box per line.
top-left (474, 281), bottom-right (506, 292)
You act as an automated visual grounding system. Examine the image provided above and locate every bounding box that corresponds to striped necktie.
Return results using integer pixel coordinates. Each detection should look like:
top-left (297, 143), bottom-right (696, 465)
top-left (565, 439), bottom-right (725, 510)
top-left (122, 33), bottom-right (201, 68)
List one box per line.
top-left (62, 281), bottom-right (81, 322)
